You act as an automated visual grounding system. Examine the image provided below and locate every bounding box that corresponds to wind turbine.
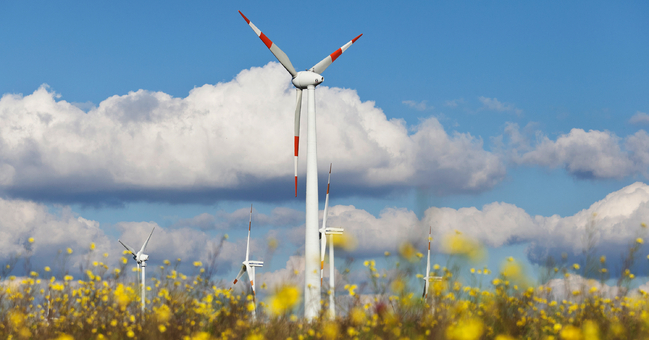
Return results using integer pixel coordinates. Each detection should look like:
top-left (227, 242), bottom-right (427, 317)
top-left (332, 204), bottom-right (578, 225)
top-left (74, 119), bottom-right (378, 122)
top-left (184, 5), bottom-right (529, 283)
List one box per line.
top-left (239, 10), bottom-right (362, 319)
top-left (119, 226), bottom-right (155, 313)
top-left (231, 204), bottom-right (264, 318)
top-left (319, 163), bottom-right (344, 319)
top-left (422, 226), bottom-right (442, 299)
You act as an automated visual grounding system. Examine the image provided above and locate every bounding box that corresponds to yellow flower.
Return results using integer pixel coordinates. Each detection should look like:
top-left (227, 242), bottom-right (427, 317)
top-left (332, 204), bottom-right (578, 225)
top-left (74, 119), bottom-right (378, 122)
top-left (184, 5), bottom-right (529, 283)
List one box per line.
top-left (44, 266), bottom-right (51, 272)
top-left (67, 247), bottom-right (73, 254)
top-left (268, 285), bottom-right (300, 315)
top-left (446, 317), bottom-right (484, 340)
top-left (399, 242), bottom-right (417, 261)
top-left (559, 325), bottom-right (582, 340)
top-left (193, 261), bottom-right (203, 267)
top-left (155, 304), bottom-right (172, 323)
top-left (384, 251), bottom-right (391, 256)
top-left (90, 242), bottom-right (96, 250)
top-left (322, 322), bottom-right (339, 340)
top-left (331, 233), bottom-right (357, 251)
top-left (350, 307), bottom-right (366, 325)
top-left (158, 325), bottom-right (167, 333)
top-left (55, 334), bottom-right (74, 340)
top-left (637, 238), bottom-right (644, 244)
top-left (442, 233), bottom-right (485, 262)
top-left (582, 320), bottom-right (599, 340)
top-left (28, 237), bottom-right (34, 243)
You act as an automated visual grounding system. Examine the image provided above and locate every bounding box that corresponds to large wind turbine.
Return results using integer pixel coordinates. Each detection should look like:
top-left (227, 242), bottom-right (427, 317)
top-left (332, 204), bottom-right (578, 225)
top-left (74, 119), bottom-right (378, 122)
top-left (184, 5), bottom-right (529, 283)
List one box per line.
top-left (119, 227), bottom-right (155, 313)
top-left (422, 226), bottom-right (442, 299)
top-left (239, 11), bottom-right (362, 319)
top-left (231, 204), bottom-right (264, 317)
top-left (319, 163), bottom-right (344, 319)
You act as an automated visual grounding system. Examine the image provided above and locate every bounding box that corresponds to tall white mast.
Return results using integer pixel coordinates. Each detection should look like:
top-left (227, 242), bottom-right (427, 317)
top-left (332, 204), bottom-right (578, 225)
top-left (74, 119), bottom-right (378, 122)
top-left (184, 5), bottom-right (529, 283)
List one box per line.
top-left (238, 11), bottom-right (361, 320)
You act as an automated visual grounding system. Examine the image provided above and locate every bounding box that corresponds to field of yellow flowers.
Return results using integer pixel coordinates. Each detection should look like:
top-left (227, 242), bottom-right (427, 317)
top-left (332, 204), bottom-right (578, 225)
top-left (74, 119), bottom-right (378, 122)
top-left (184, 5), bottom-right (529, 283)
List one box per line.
top-left (2, 232), bottom-right (649, 340)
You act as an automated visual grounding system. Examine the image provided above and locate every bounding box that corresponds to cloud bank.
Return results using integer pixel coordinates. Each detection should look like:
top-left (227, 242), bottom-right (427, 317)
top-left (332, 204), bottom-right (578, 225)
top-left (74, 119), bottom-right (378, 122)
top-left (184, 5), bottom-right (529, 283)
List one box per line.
top-left (0, 182), bottom-right (648, 279)
top-left (503, 123), bottom-right (649, 179)
top-left (0, 63), bottom-right (505, 204)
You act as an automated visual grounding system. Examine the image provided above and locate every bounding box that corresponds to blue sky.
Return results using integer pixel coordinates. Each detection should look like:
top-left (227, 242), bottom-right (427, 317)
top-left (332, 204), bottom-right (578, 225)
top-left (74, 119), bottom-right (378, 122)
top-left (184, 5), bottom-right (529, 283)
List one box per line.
top-left (1, 1), bottom-right (649, 287)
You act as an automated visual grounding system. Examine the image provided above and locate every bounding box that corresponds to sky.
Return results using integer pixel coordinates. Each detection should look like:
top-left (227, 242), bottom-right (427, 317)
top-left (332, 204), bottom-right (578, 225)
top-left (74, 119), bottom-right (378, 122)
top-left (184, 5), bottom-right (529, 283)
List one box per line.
top-left (0, 1), bottom-right (648, 291)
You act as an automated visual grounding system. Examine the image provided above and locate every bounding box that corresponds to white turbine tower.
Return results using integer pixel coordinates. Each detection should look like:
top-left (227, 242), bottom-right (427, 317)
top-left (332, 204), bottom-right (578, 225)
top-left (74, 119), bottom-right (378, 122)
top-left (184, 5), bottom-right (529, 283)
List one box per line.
top-left (239, 10), bottom-right (362, 319)
top-left (422, 226), bottom-right (442, 299)
top-left (319, 163), bottom-right (344, 319)
top-left (119, 226), bottom-right (155, 313)
top-left (231, 204), bottom-right (264, 318)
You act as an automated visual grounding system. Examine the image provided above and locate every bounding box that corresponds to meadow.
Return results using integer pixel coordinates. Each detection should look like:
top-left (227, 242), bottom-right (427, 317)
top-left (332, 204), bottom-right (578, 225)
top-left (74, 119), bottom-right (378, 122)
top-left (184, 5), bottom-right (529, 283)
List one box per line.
top-left (2, 230), bottom-right (649, 340)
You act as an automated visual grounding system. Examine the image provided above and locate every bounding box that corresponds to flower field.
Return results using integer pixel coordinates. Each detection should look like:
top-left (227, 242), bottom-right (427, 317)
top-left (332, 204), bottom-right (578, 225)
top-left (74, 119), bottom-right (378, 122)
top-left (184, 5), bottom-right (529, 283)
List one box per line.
top-left (2, 233), bottom-right (649, 340)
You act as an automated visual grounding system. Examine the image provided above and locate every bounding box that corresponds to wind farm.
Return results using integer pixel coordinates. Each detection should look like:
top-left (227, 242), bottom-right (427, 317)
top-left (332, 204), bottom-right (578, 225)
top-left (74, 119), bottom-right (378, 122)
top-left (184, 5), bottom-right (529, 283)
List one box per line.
top-left (0, 2), bottom-right (647, 339)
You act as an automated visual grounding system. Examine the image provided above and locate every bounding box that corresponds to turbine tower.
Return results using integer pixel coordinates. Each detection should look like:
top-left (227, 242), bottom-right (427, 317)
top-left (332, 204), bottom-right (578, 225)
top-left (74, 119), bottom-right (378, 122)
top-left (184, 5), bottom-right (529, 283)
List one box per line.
top-left (422, 226), bottom-right (442, 299)
top-left (231, 204), bottom-right (264, 318)
top-left (319, 163), bottom-right (344, 319)
top-left (238, 11), bottom-right (362, 319)
top-left (119, 226), bottom-right (155, 313)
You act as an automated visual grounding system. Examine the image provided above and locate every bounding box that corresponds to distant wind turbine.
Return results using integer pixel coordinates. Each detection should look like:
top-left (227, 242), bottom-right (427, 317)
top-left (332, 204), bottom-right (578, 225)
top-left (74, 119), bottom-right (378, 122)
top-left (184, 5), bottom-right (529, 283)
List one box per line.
top-left (319, 164), bottom-right (343, 319)
top-left (422, 226), bottom-right (442, 299)
top-left (119, 226), bottom-right (155, 313)
top-left (238, 10), bottom-right (362, 319)
top-left (231, 204), bottom-right (264, 318)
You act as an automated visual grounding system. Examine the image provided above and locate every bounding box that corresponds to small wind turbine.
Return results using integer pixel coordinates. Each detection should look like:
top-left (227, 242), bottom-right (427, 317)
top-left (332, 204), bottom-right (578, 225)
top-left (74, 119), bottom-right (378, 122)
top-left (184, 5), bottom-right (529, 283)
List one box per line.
top-left (422, 226), bottom-right (442, 299)
top-left (119, 226), bottom-right (155, 313)
top-left (319, 163), bottom-right (343, 319)
top-left (239, 10), bottom-right (362, 319)
top-left (231, 204), bottom-right (264, 318)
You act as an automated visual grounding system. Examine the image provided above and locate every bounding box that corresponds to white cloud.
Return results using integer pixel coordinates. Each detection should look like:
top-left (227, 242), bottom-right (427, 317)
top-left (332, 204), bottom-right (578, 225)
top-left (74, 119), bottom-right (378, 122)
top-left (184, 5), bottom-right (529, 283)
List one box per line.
top-left (0, 196), bottom-right (246, 276)
top-left (630, 111), bottom-right (649, 125)
top-left (1, 182), bottom-right (649, 279)
top-left (274, 182), bottom-right (649, 274)
top-left (478, 96), bottom-right (523, 116)
top-left (402, 100), bottom-right (431, 111)
top-left (504, 124), bottom-right (649, 179)
top-left (0, 63), bottom-right (505, 204)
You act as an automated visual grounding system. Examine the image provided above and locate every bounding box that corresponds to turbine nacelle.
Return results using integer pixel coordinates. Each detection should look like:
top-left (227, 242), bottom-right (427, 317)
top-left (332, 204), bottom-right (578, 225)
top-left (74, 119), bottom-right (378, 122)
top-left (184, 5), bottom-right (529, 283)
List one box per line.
top-left (244, 260), bottom-right (264, 268)
top-left (137, 254), bottom-right (149, 263)
top-left (292, 71), bottom-right (324, 89)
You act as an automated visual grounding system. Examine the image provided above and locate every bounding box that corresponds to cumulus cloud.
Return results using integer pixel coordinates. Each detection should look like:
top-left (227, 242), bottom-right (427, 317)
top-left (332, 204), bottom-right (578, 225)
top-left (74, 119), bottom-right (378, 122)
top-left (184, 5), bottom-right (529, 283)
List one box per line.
top-left (630, 111), bottom-right (649, 125)
top-left (269, 182), bottom-right (649, 277)
top-left (2, 182), bottom-right (649, 280)
top-left (478, 96), bottom-right (523, 116)
top-left (170, 207), bottom-right (304, 230)
top-left (0, 197), bottom-right (245, 277)
top-left (0, 63), bottom-right (505, 204)
top-left (503, 123), bottom-right (649, 179)
top-left (402, 100), bottom-right (431, 111)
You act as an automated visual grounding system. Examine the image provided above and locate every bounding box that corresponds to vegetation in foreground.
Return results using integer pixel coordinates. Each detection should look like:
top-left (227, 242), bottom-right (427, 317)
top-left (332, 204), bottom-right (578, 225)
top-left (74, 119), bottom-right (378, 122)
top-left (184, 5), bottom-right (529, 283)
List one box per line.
top-left (2, 225), bottom-right (649, 340)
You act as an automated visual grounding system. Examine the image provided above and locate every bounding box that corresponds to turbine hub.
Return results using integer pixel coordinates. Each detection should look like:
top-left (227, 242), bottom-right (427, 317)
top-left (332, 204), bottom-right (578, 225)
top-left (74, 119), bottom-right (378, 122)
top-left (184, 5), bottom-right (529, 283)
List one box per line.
top-left (292, 71), bottom-right (324, 89)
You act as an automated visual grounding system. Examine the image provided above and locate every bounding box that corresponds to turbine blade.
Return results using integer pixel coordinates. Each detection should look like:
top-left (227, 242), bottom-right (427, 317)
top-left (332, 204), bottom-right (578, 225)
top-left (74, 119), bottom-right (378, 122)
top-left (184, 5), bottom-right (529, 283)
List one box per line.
top-left (310, 34), bottom-right (363, 75)
top-left (320, 230), bottom-right (326, 287)
top-left (139, 227), bottom-right (155, 254)
top-left (238, 11), bottom-right (297, 78)
top-left (249, 266), bottom-right (256, 297)
top-left (294, 88), bottom-right (302, 197)
top-left (322, 163), bottom-right (331, 230)
top-left (246, 204), bottom-right (252, 262)
top-left (422, 282), bottom-right (427, 298)
top-left (118, 240), bottom-right (136, 255)
top-left (233, 264), bottom-right (246, 285)
top-left (320, 164), bottom-right (332, 287)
